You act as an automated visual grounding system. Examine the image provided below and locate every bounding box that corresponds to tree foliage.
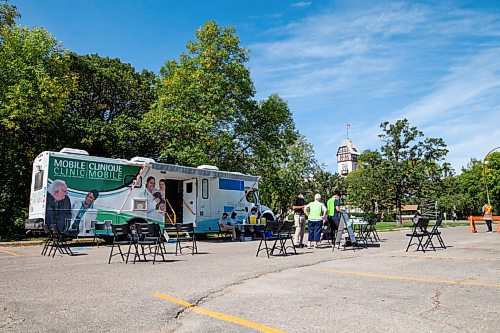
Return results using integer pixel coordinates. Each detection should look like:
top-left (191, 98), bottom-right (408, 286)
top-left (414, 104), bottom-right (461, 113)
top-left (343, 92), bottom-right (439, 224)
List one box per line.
top-left (0, 0), bottom-right (19, 30)
top-left (346, 119), bottom-right (448, 224)
top-left (147, 21), bottom-right (256, 167)
top-left (59, 53), bottom-right (156, 158)
top-left (0, 26), bottom-right (74, 238)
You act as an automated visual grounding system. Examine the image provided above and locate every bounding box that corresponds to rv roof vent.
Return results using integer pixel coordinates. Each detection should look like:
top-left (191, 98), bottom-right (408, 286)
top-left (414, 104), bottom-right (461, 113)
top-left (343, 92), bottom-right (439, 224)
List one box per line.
top-left (59, 148), bottom-right (89, 156)
top-left (197, 165), bottom-right (219, 171)
top-left (130, 156), bottom-right (156, 164)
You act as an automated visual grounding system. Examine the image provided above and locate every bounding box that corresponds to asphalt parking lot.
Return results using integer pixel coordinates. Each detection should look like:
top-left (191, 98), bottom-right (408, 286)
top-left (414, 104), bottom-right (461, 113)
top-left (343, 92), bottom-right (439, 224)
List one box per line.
top-left (1, 226), bottom-right (499, 333)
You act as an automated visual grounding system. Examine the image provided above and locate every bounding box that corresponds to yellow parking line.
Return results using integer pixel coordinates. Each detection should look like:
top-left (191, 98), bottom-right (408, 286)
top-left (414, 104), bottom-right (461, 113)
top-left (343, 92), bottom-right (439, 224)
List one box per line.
top-left (320, 269), bottom-right (500, 288)
top-left (0, 249), bottom-right (21, 256)
top-left (153, 292), bottom-right (286, 333)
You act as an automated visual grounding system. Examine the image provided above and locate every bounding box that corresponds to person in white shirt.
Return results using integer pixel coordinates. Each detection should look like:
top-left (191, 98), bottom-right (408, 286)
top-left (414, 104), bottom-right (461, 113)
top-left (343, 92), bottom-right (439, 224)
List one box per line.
top-left (219, 212), bottom-right (237, 241)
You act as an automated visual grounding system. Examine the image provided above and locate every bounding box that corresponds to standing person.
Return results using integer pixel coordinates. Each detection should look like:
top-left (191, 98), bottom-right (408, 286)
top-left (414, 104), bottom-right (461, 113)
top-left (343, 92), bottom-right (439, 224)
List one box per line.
top-left (482, 202), bottom-right (493, 232)
top-left (292, 191), bottom-right (306, 248)
top-left (326, 191), bottom-right (341, 244)
top-left (305, 193), bottom-right (327, 249)
top-left (46, 179), bottom-right (72, 232)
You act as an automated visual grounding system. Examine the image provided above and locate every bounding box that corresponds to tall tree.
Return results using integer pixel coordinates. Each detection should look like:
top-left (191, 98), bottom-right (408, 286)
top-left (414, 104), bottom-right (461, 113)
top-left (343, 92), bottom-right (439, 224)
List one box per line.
top-left (146, 21), bottom-right (255, 167)
top-left (378, 119), bottom-right (448, 224)
top-left (0, 26), bottom-right (74, 238)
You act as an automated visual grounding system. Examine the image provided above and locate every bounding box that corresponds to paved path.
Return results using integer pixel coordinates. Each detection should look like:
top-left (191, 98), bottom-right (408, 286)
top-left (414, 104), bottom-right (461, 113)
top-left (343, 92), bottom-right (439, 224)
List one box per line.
top-left (0, 226), bottom-right (499, 332)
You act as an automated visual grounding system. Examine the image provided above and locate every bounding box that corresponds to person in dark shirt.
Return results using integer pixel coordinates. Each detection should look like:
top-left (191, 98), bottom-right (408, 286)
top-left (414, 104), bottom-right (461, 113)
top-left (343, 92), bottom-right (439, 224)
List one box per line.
top-left (46, 179), bottom-right (72, 233)
top-left (292, 191), bottom-right (306, 248)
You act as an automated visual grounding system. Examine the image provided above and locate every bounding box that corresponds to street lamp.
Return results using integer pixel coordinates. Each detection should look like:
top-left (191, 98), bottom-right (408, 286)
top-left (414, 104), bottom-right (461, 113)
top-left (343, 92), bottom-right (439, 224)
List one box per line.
top-left (483, 146), bottom-right (500, 205)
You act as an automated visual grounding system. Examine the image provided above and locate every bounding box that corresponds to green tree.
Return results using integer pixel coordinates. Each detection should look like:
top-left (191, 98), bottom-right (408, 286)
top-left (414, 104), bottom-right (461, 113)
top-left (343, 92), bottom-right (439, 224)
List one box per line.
top-left (379, 119), bottom-right (448, 224)
top-left (451, 153), bottom-right (500, 217)
top-left (147, 21), bottom-right (304, 215)
top-left (0, 26), bottom-right (74, 238)
top-left (306, 168), bottom-right (346, 204)
top-left (146, 21), bottom-right (255, 167)
top-left (258, 135), bottom-right (318, 215)
top-left (59, 53), bottom-right (157, 159)
top-left (346, 150), bottom-right (388, 214)
top-left (0, 0), bottom-right (19, 30)
top-left (346, 119), bottom-right (448, 225)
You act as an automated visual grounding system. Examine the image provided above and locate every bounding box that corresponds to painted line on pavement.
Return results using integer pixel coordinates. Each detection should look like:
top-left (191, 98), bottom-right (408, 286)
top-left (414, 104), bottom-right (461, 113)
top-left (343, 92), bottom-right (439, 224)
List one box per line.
top-left (0, 249), bottom-right (21, 256)
top-left (320, 269), bottom-right (500, 288)
top-left (153, 292), bottom-right (286, 333)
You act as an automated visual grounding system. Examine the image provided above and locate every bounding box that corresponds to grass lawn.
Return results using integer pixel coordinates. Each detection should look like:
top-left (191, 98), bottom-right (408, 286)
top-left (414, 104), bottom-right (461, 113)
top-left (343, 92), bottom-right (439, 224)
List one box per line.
top-left (375, 220), bottom-right (471, 232)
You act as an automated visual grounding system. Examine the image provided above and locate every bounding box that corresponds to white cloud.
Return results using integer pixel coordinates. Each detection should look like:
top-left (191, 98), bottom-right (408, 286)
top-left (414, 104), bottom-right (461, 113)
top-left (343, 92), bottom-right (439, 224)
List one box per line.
top-left (250, 1), bottom-right (500, 173)
top-left (291, 2), bottom-right (312, 9)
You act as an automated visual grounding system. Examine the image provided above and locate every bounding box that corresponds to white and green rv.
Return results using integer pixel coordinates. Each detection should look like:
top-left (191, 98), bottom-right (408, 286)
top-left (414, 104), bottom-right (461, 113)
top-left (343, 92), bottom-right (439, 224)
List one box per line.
top-left (26, 148), bottom-right (274, 235)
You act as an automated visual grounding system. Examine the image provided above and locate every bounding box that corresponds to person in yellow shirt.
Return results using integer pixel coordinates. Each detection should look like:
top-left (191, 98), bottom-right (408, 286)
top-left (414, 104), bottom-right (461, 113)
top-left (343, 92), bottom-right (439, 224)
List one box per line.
top-left (482, 203), bottom-right (493, 232)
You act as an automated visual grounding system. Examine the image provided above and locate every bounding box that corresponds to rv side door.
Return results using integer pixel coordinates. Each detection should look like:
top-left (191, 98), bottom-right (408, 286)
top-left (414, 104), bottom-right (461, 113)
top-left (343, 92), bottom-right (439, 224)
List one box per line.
top-left (183, 179), bottom-right (197, 224)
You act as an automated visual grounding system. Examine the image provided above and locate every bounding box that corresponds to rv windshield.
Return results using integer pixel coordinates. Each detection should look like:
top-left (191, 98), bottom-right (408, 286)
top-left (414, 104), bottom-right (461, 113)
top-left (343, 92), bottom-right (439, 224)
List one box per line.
top-left (246, 189), bottom-right (260, 206)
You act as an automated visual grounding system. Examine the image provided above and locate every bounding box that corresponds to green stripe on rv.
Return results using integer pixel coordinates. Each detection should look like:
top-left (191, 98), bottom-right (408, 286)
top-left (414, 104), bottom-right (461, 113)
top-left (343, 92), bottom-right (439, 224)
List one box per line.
top-left (48, 156), bottom-right (142, 192)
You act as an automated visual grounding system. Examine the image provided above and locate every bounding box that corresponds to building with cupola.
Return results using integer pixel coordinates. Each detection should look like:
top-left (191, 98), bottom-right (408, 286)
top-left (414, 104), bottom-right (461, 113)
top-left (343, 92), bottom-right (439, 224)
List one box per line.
top-left (336, 138), bottom-right (360, 176)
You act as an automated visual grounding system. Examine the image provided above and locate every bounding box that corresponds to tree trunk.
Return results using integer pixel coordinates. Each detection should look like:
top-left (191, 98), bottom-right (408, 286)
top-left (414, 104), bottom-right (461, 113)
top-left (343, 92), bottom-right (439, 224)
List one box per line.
top-left (396, 198), bottom-right (402, 227)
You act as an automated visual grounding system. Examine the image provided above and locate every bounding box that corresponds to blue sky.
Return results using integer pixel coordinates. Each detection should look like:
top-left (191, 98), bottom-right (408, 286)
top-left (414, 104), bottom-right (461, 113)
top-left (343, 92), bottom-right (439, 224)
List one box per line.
top-left (15, 0), bottom-right (500, 173)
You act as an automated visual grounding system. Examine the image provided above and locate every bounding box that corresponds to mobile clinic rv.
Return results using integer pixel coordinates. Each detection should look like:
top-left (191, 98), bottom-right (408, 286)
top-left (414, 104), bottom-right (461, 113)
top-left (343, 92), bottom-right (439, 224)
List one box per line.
top-left (26, 148), bottom-right (275, 236)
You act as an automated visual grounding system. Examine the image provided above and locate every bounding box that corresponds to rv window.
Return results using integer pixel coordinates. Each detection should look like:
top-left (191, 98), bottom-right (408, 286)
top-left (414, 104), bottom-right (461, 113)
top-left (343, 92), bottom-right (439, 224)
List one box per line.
top-left (246, 190), bottom-right (255, 203)
top-left (186, 182), bottom-right (193, 193)
top-left (34, 170), bottom-right (44, 191)
top-left (124, 175), bottom-right (142, 188)
top-left (202, 179), bottom-right (209, 199)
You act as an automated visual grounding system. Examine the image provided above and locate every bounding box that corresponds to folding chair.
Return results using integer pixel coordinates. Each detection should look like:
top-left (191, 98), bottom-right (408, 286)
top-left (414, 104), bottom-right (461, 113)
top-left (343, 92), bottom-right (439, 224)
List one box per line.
top-left (133, 223), bottom-right (166, 264)
top-left (108, 224), bottom-right (134, 264)
top-left (67, 218), bottom-right (81, 236)
top-left (405, 217), bottom-right (435, 252)
top-left (256, 221), bottom-right (281, 258)
top-left (424, 218), bottom-right (446, 249)
top-left (366, 218), bottom-right (380, 242)
top-left (93, 222), bottom-right (108, 247)
top-left (41, 224), bottom-right (54, 256)
top-left (175, 223), bottom-right (198, 255)
top-left (274, 220), bottom-right (297, 256)
top-left (49, 224), bottom-right (74, 257)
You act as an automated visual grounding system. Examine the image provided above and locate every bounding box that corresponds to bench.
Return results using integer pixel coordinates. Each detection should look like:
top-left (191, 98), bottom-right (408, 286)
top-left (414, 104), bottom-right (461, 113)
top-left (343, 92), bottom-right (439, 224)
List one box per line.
top-left (468, 216), bottom-right (500, 233)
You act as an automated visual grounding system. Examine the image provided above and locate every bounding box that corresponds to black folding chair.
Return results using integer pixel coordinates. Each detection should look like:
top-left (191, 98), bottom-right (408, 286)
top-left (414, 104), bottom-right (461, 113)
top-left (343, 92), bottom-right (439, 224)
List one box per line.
top-left (41, 224), bottom-right (54, 256)
top-left (272, 220), bottom-right (296, 256)
top-left (49, 224), bottom-right (74, 257)
top-left (92, 222), bottom-right (108, 247)
top-left (256, 221), bottom-right (281, 258)
top-left (133, 223), bottom-right (165, 264)
top-left (108, 224), bottom-right (133, 264)
top-left (366, 218), bottom-right (380, 242)
top-left (405, 217), bottom-right (435, 253)
top-left (424, 218), bottom-right (446, 249)
top-left (175, 223), bottom-right (198, 255)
